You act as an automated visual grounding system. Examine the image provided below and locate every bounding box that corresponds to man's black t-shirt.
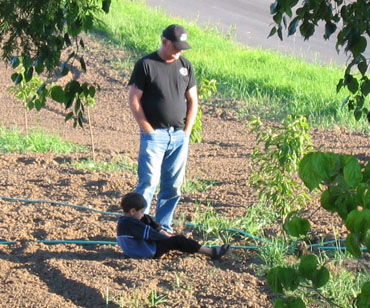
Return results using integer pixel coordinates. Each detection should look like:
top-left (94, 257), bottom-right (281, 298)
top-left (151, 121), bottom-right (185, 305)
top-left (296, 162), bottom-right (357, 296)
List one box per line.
top-left (128, 52), bottom-right (196, 129)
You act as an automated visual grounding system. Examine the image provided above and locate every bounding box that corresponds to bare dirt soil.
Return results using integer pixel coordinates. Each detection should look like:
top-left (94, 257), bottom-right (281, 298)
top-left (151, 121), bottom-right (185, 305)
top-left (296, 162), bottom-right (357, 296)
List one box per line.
top-left (1, 36), bottom-right (369, 308)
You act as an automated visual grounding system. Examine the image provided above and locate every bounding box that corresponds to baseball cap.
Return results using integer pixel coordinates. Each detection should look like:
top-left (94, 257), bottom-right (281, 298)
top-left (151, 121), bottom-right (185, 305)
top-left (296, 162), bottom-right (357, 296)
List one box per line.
top-left (162, 24), bottom-right (191, 50)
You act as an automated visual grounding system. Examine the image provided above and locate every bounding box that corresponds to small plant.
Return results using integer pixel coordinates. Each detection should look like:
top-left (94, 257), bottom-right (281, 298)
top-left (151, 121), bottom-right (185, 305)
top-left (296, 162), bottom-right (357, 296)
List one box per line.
top-left (8, 63), bottom-right (45, 134)
top-left (147, 288), bottom-right (167, 307)
top-left (191, 203), bottom-right (234, 245)
top-left (71, 157), bottom-right (137, 173)
top-left (248, 114), bottom-right (313, 216)
top-left (190, 78), bottom-right (217, 144)
top-left (182, 178), bottom-right (215, 193)
top-left (0, 127), bottom-right (85, 154)
top-left (267, 152), bottom-right (370, 308)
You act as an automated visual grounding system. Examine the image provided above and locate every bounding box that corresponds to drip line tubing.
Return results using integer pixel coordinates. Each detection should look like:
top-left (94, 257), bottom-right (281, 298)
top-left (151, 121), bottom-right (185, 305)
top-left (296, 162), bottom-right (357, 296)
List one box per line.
top-left (0, 195), bottom-right (368, 252)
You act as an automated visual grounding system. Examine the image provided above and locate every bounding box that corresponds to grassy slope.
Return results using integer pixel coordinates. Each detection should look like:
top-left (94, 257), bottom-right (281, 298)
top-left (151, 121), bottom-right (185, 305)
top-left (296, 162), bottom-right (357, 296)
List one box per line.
top-left (95, 0), bottom-right (368, 131)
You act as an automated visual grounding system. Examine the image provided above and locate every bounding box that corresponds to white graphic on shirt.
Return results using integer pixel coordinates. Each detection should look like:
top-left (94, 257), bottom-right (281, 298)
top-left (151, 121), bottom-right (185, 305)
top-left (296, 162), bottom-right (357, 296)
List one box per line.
top-left (179, 67), bottom-right (188, 76)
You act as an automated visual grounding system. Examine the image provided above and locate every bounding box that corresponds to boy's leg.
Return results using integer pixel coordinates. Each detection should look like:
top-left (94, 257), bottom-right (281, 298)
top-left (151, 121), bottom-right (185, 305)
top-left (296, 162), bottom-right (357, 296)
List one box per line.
top-left (154, 235), bottom-right (201, 258)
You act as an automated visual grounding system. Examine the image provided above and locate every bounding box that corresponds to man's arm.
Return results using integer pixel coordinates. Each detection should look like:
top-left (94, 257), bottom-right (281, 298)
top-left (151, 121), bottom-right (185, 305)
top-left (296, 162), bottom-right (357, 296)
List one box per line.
top-left (183, 85), bottom-right (198, 135)
top-left (128, 85), bottom-right (155, 133)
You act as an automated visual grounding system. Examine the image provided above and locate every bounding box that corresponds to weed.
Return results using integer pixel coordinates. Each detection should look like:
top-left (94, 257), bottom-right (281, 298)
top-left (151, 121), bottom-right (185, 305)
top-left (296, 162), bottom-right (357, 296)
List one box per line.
top-left (182, 178), bottom-right (215, 193)
top-left (71, 157), bottom-right (137, 173)
top-left (147, 288), bottom-right (168, 307)
top-left (0, 126), bottom-right (85, 154)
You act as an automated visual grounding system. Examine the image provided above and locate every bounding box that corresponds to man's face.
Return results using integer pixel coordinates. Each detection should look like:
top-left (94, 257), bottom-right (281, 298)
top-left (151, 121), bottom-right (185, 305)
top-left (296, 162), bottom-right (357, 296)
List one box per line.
top-left (164, 39), bottom-right (183, 61)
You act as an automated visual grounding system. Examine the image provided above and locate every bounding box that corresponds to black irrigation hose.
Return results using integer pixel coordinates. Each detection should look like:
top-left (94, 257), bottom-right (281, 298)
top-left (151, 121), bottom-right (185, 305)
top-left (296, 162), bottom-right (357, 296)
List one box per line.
top-left (0, 195), bottom-right (368, 252)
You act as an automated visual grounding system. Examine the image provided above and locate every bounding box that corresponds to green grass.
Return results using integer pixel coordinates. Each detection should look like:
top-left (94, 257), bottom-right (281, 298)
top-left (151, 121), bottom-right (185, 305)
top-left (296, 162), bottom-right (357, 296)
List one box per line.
top-left (71, 157), bottom-right (137, 173)
top-left (95, 0), bottom-right (369, 131)
top-left (0, 127), bottom-right (85, 154)
top-left (182, 178), bottom-right (215, 193)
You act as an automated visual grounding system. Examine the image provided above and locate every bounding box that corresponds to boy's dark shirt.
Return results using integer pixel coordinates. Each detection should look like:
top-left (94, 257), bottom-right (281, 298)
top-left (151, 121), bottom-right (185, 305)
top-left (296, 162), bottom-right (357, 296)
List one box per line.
top-left (116, 214), bottom-right (167, 258)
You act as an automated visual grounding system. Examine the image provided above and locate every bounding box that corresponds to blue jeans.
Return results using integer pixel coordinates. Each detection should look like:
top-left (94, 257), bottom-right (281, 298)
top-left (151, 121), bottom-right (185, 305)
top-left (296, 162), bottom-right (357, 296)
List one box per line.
top-left (135, 128), bottom-right (189, 232)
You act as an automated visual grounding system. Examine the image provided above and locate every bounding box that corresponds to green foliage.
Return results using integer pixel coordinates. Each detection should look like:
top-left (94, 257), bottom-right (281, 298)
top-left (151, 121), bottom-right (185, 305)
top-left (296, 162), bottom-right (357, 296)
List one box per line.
top-left (283, 212), bottom-right (310, 238)
top-left (355, 281), bottom-right (370, 308)
top-left (268, 254), bottom-right (330, 308)
top-left (248, 115), bottom-right (313, 216)
top-left (191, 204), bottom-right (234, 245)
top-left (0, 127), bottom-right (84, 154)
top-left (299, 152), bottom-right (370, 257)
top-left (147, 288), bottom-right (167, 307)
top-left (1, 0), bottom-right (109, 127)
top-left (269, 0), bottom-right (370, 122)
top-left (99, 0), bottom-right (367, 131)
top-left (71, 157), bottom-right (137, 173)
top-left (190, 78), bottom-right (217, 144)
top-left (182, 178), bottom-right (215, 193)
top-left (8, 63), bottom-right (45, 111)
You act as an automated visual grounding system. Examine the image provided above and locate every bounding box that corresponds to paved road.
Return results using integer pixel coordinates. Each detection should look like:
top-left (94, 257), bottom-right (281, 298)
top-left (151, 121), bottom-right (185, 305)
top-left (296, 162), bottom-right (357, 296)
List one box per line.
top-left (147, 0), bottom-right (357, 66)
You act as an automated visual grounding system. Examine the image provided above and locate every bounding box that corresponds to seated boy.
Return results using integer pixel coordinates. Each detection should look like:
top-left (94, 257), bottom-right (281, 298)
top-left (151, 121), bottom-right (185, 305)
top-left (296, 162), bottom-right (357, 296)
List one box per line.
top-left (116, 192), bottom-right (230, 259)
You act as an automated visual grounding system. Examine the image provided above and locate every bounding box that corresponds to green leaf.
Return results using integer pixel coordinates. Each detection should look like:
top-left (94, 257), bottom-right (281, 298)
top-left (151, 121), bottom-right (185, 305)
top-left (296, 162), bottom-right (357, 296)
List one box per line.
top-left (22, 56), bottom-right (32, 69)
top-left (267, 267), bottom-right (284, 294)
top-left (354, 209), bottom-right (370, 234)
top-left (102, 0), bottom-right (111, 13)
top-left (35, 98), bottom-right (45, 111)
top-left (343, 157), bottom-right (363, 187)
top-left (324, 22), bottom-right (336, 40)
top-left (281, 267), bottom-right (300, 291)
top-left (50, 86), bottom-right (65, 103)
top-left (346, 233), bottom-right (361, 258)
top-left (312, 266), bottom-right (330, 288)
top-left (288, 18), bottom-right (299, 36)
top-left (321, 189), bottom-right (337, 212)
top-left (11, 73), bottom-right (19, 82)
top-left (64, 33), bottom-right (72, 46)
top-left (300, 22), bottom-right (315, 40)
top-left (89, 86), bottom-right (96, 98)
top-left (361, 79), bottom-right (370, 97)
top-left (35, 58), bottom-right (44, 74)
top-left (348, 77), bottom-right (359, 94)
top-left (274, 299), bottom-right (285, 308)
top-left (284, 214), bottom-right (310, 237)
top-left (268, 27), bottom-right (277, 38)
top-left (80, 57), bottom-right (86, 72)
top-left (346, 210), bottom-right (361, 232)
top-left (285, 297), bottom-right (305, 308)
top-left (65, 112), bottom-right (74, 122)
top-left (14, 73), bottom-right (23, 85)
top-left (365, 233), bottom-right (370, 252)
top-left (61, 62), bottom-right (69, 76)
top-left (355, 281), bottom-right (370, 308)
top-left (25, 66), bottom-right (33, 82)
top-left (352, 36), bottom-right (367, 55)
top-left (10, 56), bottom-right (20, 69)
top-left (358, 61), bottom-right (368, 76)
top-left (66, 80), bottom-right (81, 96)
top-left (299, 152), bottom-right (336, 190)
top-left (299, 255), bottom-right (318, 280)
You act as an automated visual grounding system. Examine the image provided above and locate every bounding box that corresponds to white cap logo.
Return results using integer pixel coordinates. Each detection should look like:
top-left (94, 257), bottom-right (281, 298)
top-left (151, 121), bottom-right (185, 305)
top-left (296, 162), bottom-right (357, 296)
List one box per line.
top-left (180, 33), bottom-right (187, 41)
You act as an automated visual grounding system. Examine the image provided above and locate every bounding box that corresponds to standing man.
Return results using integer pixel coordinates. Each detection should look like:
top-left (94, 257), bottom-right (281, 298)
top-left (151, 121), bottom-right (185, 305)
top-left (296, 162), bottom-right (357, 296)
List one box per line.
top-left (128, 24), bottom-right (198, 233)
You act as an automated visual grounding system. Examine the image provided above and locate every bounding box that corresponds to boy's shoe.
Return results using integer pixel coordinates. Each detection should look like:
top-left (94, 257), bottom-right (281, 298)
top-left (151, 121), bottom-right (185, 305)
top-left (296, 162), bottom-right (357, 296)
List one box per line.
top-left (211, 244), bottom-right (230, 260)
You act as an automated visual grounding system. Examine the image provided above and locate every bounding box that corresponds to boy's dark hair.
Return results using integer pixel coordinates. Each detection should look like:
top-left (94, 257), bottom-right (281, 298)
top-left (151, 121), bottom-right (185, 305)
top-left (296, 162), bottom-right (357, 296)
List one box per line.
top-left (121, 192), bottom-right (146, 213)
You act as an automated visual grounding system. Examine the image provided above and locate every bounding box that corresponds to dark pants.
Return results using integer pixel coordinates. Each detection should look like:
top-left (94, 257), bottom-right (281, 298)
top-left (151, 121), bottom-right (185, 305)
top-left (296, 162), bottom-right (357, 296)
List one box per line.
top-left (154, 235), bottom-right (201, 258)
